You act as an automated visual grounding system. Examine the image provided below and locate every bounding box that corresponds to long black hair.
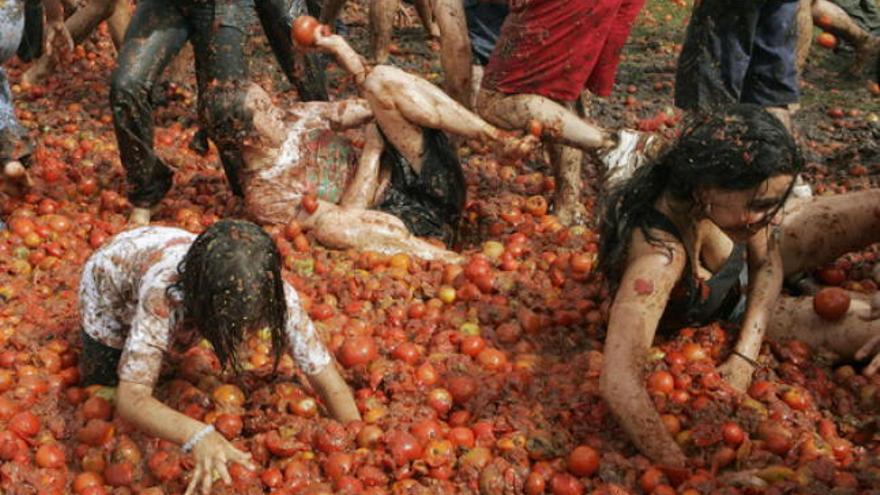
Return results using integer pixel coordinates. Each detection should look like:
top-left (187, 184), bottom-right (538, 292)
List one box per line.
top-left (599, 104), bottom-right (804, 287)
top-left (173, 220), bottom-right (286, 371)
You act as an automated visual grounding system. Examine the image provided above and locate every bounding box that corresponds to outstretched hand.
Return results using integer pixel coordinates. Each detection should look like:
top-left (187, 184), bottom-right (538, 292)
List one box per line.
top-left (717, 355), bottom-right (754, 393)
top-left (184, 431), bottom-right (256, 495)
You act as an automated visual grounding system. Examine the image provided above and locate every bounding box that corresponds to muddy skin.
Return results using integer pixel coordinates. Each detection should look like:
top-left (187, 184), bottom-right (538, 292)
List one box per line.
top-left (111, 0), bottom-right (330, 212)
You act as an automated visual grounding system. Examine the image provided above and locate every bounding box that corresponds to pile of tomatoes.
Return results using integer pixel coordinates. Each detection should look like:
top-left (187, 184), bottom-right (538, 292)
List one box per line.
top-left (2, 3), bottom-right (880, 495)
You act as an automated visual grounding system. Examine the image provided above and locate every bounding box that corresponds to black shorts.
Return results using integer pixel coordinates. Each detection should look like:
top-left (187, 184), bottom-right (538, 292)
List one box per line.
top-left (377, 128), bottom-right (465, 247)
top-left (675, 0), bottom-right (800, 109)
top-left (80, 330), bottom-right (122, 387)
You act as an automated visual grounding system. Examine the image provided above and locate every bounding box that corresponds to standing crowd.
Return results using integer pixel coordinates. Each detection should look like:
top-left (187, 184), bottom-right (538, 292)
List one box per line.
top-left (1, 0), bottom-right (880, 492)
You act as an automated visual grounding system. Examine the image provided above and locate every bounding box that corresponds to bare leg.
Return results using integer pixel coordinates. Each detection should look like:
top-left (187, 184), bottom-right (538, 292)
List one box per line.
top-left (813, 0), bottom-right (880, 75)
top-left (476, 88), bottom-right (612, 150)
top-left (768, 295), bottom-right (878, 362)
top-left (303, 201), bottom-right (463, 263)
top-left (106, 0), bottom-right (132, 49)
top-left (23, 0), bottom-right (132, 85)
top-left (339, 123), bottom-right (384, 208)
top-left (549, 142), bottom-right (588, 226)
top-left (779, 190), bottom-right (880, 277)
top-left (362, 65), bottom-right (534, 170)
top-left (433, 0), bottom-right (472, 107)
top-left (370, 0), bottom-right (399, 63)
top-left (795, 0), bottom-right (814, 74)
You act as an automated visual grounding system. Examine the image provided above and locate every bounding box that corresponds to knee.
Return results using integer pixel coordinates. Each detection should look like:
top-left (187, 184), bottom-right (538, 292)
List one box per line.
top-left (363, 65), bottom-right (402, 97)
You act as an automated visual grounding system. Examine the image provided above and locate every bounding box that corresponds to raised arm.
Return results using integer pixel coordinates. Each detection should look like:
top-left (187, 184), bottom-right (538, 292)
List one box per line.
top-left (600, 232), bottom-right (688, 467)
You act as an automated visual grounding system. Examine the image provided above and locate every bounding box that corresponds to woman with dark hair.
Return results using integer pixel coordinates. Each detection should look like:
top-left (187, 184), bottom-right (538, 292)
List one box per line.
top-left (78, 219), bottom-right (359, 495)
top-left (225, 28), bottom-right (535, 263)
top-left (597, 104), bottom-right (880, 466)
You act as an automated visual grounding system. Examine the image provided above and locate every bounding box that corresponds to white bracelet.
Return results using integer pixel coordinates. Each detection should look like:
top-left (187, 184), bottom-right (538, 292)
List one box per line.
top-left (182, 424), bottom-right (215, 453)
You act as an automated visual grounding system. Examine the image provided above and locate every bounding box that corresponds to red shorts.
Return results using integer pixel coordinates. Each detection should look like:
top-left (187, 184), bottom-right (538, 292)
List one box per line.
top-left (482, 0), bottom-right (646, 101)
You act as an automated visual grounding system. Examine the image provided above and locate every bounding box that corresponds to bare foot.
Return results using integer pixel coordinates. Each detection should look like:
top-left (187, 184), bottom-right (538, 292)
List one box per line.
top-left (128, 207), bottom-right (152, 226)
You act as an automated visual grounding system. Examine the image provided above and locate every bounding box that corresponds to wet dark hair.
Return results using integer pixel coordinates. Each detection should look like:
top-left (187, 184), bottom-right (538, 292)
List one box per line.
top-left (173, 219), bottom-right (286, 371)
top-left (599, 104), bottom-right (804, 287)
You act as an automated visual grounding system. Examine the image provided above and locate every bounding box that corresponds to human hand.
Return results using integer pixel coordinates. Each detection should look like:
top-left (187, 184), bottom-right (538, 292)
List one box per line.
top-left (492, 132), bottom-right (540, 163)
top-left (44, 20), bottom-right (73, 58)
top-left (854, 333), bottom-right (880, 376)
top-left (184, 431), bottom-right (256, 495)
top-left (718, 355), bottom-right (755, 393)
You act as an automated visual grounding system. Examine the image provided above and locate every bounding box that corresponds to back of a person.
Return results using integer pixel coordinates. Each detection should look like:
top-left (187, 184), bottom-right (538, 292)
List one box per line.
top-left (80, 226), bottom-right (195, 346)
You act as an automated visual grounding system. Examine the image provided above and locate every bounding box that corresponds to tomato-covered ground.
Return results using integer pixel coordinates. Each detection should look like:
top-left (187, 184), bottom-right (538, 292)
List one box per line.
top-left (1, 1), bottom-right (880, 494)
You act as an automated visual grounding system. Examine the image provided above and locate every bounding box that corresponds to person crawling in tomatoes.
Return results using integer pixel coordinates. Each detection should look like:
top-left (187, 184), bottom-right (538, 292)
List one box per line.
top-left (78, 219), bottom-right (360, 495)
top-left (224, 18), bottom-right (536, 264)
top-left (597, 104), bottom-right (880, 467)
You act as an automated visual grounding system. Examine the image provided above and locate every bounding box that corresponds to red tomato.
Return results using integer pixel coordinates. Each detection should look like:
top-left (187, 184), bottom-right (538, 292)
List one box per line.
top-left (9, 411), bottom-right (40, 438)
top-left (528, 119), bottom-right (543, 137)
top-left (816, 266), bottom-right (846, 286)
top-left (551, 472), bottom-right (583, 495)
top-left (817, 31), bottom-right (837, 49)
top-left (446, 374), bottom-right (477, 404)
top-left (647, 370), bottom-right (675, 395)
top-left (721, 422), bottom-right (745, 446)
top-left (567, 445), bottom-right (600, 477)
top-left (147, 450), bottom-right (182, 482)
top-left (104, 462), bottom-right (135, 487)
top-left (813, 287), bottom-right (850, 321)
top-left (82, 396), bottom-right (112, 421)
top-left (292, 16), bottom-right (321, 46)
top-left (212, 384), bottom-right (246, 409)
top-left (338, 336), bottom-right (378, 367)
top-left (35, 443), bottom-right (66, 468)
top-left (459, 335), bottom-right (486, 357)
top-left (213, 413), bottom-right (243, 439)
top-left (73, 472), bottom-right (104, 494)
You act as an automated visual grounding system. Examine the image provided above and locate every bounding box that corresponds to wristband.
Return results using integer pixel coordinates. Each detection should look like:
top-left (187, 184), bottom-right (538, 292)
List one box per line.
top-left (182, 425), bottom-right (215, 453)
top-left (731, 350), bottom-right (760, 369)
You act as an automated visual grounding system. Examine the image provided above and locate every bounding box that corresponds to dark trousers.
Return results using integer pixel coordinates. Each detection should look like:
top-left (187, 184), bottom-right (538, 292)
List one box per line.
top-left (110, 0), bottom-right (327, 208)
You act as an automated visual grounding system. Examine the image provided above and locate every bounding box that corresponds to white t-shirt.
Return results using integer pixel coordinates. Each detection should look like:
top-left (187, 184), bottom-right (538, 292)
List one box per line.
top-left (79, 226), bottom-right (331, 386)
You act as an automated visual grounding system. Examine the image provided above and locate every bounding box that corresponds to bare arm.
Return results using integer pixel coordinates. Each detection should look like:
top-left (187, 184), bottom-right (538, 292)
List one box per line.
top-left (117, 381), bottom-right (255, 495)
top-left (318, 99), bottom-right (374, 131)
top-left (339, 123), bottom-right (384, 208)
top-left (718, 227), bottom-right (783, 391)
top-left (600, 232), bottom-right (688, 467)
top-left (307, 365), bottom-right (361, 422)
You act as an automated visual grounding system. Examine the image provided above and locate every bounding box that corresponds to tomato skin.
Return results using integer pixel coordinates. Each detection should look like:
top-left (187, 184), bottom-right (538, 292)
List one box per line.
top-left (647, 370), bottom-right (675, 395)
top-left (551, 472), bottom-right (583, 495)
top-left (338, 336), bottom-right (378, 367)
top-left (567, 445), bottom-right (600, 477)
top-left (9, 411), bottom-right (40, 438)
top-left (813, 287), bottom-right (850, 321)
top-left (35, 443), bottom-right (66, 468)
top-left (292, 16), bottom-right (321, 46)
top-left (721, 422), bottom-right (745, 446)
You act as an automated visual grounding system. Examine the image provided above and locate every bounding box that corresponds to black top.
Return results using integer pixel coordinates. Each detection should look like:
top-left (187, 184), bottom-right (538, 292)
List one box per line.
top-left (641, 209), bottom-right (746, 328)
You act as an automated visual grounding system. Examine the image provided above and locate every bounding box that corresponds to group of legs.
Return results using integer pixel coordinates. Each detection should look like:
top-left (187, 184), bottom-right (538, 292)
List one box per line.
top-left (235, 31), bottom-right (537, 262)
